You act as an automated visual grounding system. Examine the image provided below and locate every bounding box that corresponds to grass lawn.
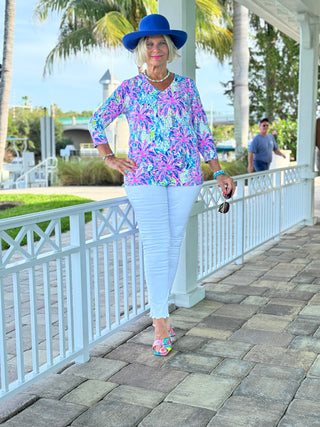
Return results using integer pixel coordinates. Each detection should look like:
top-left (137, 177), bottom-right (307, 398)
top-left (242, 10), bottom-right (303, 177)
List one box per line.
top-left (0, 193), bottom-right (94, 249)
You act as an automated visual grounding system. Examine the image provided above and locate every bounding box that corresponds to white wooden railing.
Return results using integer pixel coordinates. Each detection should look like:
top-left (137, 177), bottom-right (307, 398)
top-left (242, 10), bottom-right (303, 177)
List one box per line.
top-left (14, 157), bottom-right (57, 188)
top-left (0, 165), bottom-right (311, 401)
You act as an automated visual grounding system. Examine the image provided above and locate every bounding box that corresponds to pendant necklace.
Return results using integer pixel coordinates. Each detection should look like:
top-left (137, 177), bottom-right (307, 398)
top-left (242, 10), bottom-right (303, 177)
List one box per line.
top-left (144, 70), bottom-right (170, 83)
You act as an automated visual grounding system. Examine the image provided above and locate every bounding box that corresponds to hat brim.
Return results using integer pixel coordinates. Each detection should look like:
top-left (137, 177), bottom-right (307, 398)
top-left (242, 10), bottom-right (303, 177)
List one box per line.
top-left (123, 29), bottom-right (187, 51)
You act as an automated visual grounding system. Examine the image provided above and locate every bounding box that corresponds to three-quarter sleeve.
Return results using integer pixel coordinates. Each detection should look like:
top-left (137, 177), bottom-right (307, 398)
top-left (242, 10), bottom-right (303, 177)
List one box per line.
top-left (188, 79), bottom-right (218, 162)
top-left (88, 83), bottom-right (127, 147)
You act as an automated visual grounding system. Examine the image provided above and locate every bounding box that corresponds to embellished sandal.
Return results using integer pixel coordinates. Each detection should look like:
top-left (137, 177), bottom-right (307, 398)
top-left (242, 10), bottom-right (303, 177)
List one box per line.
top-left (152, 337), bottom-right (172, 356)
top-left (168, 325), bottom-right (176, 337)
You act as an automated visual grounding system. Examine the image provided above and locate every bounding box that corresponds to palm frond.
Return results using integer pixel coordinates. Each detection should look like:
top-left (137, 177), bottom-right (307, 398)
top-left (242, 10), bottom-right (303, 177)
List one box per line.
top-left (43, 26), bottom-right (98, 76)
top-left (196, 0), bottom-right (222, 18)
top-left (196, 24), bottom-right (232, 61)
top-left (94, 11), bottom-right (135, 45)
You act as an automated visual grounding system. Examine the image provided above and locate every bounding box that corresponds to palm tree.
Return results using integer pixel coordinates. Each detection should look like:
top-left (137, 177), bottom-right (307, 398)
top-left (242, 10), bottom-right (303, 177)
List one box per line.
top-left (34, 0), bottom-right (232, 76)
top-left (219, 0), bottom-right (249, 156)
top-left (232, 1), bottom-right (249, 156)
top-left (0, 0), bottom-right (15, 180)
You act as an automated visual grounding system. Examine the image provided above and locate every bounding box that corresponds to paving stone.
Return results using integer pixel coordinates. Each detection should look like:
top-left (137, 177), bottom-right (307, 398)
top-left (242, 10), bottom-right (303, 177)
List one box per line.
top-left (278, 414), bottom-right (320, 426)
top-left (186, 326), bottom-right (232, 340)
top-left (221, 270), bottom-right (262, 285)
top-left (62, 357), bottom-right (127, 380)
top-left (205, 292), bottom-right (246, 304)
top-left (289, 336), bottom-right (320, 353)
top-left (165, 373), bottom-right (239, 411)
top-left (294, 283), bottom-right (320, 293)
top-left (204, 283), bottom-right (235, 292)
top-left (295, 378), bottom-right (320, 400)
top-left (139, 402), bottom-right (214, 427)
top-left (105, 385), bottom-right (165, 409)
top-left (26, 373), bottom-right (86, 399)
top-left (155, 315), bottom-right (199, 331)
top-left (199, 339), bottom-right (252, 359)
top-left (244, 314), bottom-right (291, 332)
top-left (292, 273), bottom-right (318, 284)
top-left (213, 358), bottom-right (254, 378)
top-left (263, 289), bottom-right (315, 300)
top-left (71, 400), bottom-right (149, 426)
top-left (204, 264), bottom-right (241, 282)
top-left (128, 326), bottom-right (156, 346)
top-left (300, 305), bottom-right (320, 317)
top-left (0, 392), bottom-right (38, 423)
top-left (230, 328), bottom-right (293, 347)
top-left (107, 342), bottom-right (168, 367)
top-left (207, 395), bottom-right (286, 427)
top-left (281, 398), bottom-right (320, 419)
top-left (228, 285), bottom-right (269, 296)
top-left (259, 303), bottom-right (300, 317)
top-left (108, 363), bottom-right (188, 393)
top-left (244, 345), bottom-right (316, 370)
top-left (172, 334), bottom-right (208, 352)
top-left (309, 294), bottom-right (320, 304)
top-left (287, 317), bottom-right (320, 336)
top-left (308, 355), bottom-right (320, 377)
top-left (250, 279), bottom-right (292, 290)
top-left (178, 300), bottom-right (223, 317)
top-left (89, 331), bottom-right (134, 357)
top-left (164, 352), bottom-right (221, 374)
top-left (172, 306), bottom-right (218, 323)
top-left (249, 364), bottom-right (305, 382)
top-left (61, 380), bottom-right (116, 406)
top-left (234, 371), bottom-right (301, 404)
top-left (240, 296), bottom-right (269, 306)
top-left (3, 398), bottom-right (85, 427)
top-left (269, 297), bottom-right (307, 307)
top-left (199, 315), bottom-right (246, 332)
top-left (212, 304), bottom-right (258, 319)
top-left (304, 260), bottom-right (320, 274)
top-left (263, 262), bottom-right (305, 279)
top-left (121, 314), bottom-right (153, 333)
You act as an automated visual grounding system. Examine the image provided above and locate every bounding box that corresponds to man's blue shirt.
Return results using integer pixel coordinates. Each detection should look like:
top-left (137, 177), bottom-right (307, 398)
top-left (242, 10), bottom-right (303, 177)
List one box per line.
top-left (249, 134), bottom-right (278, 164)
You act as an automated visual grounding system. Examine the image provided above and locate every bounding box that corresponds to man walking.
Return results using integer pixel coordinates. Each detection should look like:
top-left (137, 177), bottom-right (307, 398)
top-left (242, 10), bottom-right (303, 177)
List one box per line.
top-left (248, 118), bottom-right (286, 172)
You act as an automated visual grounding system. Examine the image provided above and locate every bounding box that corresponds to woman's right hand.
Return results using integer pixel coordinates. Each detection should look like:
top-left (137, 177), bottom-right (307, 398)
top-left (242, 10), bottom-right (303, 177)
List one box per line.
top-left (105, 156), bottom-right (138, 176)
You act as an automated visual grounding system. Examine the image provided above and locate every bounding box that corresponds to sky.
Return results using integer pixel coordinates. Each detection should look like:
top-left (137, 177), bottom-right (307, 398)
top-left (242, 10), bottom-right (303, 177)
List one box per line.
top-left (0, 0), bottom-right (234, 115)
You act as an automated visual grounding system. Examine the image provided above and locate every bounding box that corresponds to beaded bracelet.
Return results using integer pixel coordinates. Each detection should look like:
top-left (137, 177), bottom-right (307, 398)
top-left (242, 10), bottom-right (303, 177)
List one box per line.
top-left (214, 170), bottom-right (227, 179)
top-left (102, 153), bottom-right (115, 161)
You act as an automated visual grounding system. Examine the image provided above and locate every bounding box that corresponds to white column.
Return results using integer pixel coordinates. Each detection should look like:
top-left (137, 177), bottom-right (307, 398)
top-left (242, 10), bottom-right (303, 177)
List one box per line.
top-left (171, 201), bottom-right (205, 308)
top-left (296, 13), bottom-right (319, 224)
top-left (158, 1), bottom-right (202, 307)
top-left (158, 0), bottom-right (196, 81)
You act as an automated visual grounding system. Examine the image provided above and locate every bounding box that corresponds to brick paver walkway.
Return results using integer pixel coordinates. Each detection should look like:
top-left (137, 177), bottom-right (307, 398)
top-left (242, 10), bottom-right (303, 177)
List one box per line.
top-left (0, 182), bottom-right (320, 426)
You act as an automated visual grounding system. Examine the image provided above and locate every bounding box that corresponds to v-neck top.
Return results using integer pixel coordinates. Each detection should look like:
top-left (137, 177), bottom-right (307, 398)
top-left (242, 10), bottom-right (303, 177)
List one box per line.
top-left (89, 72), bottom-right (218, 186)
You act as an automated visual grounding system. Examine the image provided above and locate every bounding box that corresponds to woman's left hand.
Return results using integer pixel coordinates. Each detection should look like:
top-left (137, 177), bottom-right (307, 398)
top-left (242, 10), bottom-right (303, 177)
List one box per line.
top-left (216, 174), bottom-right (236, 198)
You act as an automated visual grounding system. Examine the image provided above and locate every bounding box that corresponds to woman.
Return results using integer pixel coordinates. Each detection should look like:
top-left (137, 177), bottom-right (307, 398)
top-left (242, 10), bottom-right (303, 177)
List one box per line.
top-left (89, 14), bottom-right (235, 356)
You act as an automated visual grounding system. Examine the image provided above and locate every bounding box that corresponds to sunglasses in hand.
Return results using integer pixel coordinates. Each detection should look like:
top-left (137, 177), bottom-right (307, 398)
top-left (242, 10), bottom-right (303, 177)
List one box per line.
top-left (218, 188), bottom-right (232, 214)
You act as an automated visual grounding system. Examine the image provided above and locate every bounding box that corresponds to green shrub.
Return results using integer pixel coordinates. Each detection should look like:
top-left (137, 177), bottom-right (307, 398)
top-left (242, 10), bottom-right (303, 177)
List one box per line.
top-left (201, 163), bottom-right (214, 181)
top-left (57, 158), bottom-right (123, 186)
top-left (201, 159), bottom-right (247, 181)
top-left (269, 118), bottom-right (297, 160)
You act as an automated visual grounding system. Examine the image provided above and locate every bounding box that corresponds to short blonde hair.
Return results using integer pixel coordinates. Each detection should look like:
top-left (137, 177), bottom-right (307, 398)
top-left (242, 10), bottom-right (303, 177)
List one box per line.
top-left (134, 35), bottom-right (180, 67)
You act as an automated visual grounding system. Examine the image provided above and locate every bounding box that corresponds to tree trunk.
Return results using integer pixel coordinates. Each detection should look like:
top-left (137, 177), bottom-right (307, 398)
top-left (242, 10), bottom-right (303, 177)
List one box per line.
top-left (0, 0), bottom-right (15, 182)
top-left (232, 1), bottom-right (249, 157)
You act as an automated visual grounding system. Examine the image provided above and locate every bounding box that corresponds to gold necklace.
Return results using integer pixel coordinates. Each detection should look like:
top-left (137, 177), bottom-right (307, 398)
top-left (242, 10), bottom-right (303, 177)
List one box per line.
top-left (144, 70), bottom-right (170, 83)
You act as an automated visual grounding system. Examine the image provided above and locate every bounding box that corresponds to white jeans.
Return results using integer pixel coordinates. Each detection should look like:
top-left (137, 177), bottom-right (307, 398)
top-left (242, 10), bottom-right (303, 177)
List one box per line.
top-left (125, 185), bottom-right (201, 319)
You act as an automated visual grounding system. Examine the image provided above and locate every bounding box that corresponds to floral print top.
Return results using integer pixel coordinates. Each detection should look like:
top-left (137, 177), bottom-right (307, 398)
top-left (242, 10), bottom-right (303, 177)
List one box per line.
top-left (89, 73), bottom-right (217, 186)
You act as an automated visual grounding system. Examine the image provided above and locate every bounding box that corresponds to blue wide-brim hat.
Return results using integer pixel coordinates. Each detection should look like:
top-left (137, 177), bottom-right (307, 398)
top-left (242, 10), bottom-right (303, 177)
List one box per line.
top-left (122, 14), bottom-right (187, 51)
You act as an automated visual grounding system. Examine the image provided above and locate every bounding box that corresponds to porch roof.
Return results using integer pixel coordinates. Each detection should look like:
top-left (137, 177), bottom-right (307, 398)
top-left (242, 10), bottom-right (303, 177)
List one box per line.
top-left (238, 0), bottom-right (320, 42)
